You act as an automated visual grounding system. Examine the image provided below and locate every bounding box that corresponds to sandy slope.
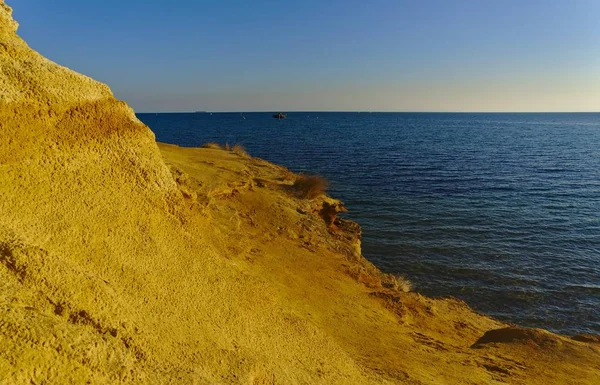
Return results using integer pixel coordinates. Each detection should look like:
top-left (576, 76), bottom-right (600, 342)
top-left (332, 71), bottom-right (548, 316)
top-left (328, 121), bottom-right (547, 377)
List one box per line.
top-left (1, 1), bottom-right (599, 383)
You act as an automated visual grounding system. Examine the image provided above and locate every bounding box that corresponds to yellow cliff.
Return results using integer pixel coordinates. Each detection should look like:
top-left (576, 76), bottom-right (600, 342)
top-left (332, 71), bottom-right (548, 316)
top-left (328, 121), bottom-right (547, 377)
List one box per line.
top-left (1, 2), bottom-right (599, 384)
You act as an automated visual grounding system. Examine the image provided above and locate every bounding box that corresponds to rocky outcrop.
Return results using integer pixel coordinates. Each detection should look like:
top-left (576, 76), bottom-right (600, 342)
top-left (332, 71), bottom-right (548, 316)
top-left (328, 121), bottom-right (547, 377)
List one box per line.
top-left (0, 3), bottom-right (381, 383)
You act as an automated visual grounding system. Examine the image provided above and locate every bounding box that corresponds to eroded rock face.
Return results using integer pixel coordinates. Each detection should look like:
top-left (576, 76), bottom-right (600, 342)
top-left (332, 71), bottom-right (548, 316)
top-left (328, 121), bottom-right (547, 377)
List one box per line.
top-left (0, 4), bottom-right (186, 382)
top-left (0, 0), bottom-right (179, 234)
top-left (572, 334), bottom-right (600, 344)
top-left (0, 1), bottom-right (17, 34)
top-left (0, 4), bottom-right (380, 384)
top-left (472, 327), bottom-right (562, 347)
top-left (0, 4), bottom-right (111, 105)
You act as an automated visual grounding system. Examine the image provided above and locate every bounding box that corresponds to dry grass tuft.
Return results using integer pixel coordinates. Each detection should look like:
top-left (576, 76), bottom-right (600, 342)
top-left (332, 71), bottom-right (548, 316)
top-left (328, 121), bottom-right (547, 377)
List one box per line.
top-left (202, 142), bottom-right (223, 149)
top-left (381, 273), bottom-right (413, 293)
top-left (292, 174), bottom-right (328, 199)
top-left (202, 142), bottom-right (250, 157)
top-left (231, 144), bottom-right (249, 157)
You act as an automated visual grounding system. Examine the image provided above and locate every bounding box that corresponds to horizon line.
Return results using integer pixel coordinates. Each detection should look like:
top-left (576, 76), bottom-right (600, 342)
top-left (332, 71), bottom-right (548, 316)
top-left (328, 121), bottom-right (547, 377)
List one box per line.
top-left (136, 110), bottom-right (600, 114)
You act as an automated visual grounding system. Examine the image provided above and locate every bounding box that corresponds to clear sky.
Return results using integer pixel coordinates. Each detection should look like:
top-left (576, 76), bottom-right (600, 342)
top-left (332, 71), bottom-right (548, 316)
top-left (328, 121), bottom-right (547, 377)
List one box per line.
top-left (10, 0), bottom-right (600, 112)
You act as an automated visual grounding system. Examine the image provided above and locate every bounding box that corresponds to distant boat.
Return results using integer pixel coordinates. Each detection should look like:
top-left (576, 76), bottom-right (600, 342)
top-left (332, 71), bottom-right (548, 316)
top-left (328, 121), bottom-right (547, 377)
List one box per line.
top-left (272, 112), bottom-right (286, 120)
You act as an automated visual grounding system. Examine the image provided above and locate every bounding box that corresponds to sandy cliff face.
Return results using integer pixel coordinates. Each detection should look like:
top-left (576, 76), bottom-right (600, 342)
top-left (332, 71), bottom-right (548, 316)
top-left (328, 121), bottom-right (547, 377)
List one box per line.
top-left (0, 3), bottom-right (380, 383)
top-left (1, 2), bottom-right (599, 384)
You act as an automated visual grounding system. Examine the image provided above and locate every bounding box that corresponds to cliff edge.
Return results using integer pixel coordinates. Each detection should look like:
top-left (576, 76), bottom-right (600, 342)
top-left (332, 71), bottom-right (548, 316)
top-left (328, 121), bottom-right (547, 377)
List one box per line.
top-left (1, 2), bottom-right (599, 384)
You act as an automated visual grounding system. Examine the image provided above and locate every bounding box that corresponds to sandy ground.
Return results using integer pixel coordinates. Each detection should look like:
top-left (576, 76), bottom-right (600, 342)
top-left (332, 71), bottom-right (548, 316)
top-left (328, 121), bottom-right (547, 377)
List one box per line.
top-left (1, 1), bottom-right (599, 383)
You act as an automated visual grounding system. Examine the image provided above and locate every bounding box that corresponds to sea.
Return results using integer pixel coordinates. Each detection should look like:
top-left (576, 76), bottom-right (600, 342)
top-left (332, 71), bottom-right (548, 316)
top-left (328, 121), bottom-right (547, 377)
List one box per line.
top-left (137, 112), bottom-right (600, 336)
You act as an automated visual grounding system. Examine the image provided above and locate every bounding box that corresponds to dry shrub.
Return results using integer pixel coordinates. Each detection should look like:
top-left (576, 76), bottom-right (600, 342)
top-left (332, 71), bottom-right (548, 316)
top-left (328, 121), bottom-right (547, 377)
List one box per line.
top-left (231, 144), bottom-right (249, 157)
top-left (202, 142), bottom-right (223, 149)
top-left (382, 273), bottom-right (413, 293)
top-left (202, 142), bottom-right (250, 157)
top-left (292, 174), bottom-right (328, 199)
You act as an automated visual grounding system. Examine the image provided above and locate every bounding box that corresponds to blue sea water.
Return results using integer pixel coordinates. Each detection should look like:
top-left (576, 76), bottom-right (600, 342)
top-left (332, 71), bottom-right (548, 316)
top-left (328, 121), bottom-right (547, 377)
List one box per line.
top-left (138, 112), bottom-right (600, 336)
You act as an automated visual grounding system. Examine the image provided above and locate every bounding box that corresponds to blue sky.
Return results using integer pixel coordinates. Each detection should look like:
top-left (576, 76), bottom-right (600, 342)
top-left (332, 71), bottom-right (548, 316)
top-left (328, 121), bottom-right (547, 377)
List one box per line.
top-left (10, 0), bottom-right (600, 112)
